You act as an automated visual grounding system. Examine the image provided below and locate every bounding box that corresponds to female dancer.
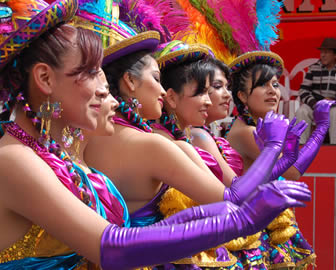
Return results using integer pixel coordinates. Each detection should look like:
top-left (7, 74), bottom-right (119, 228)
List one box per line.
top-left (0, 1), bottom-right (312, 269)
top-left (225, 51), bottom-right (336, 268)
top-left (227, 51), bottom-right (335, 180)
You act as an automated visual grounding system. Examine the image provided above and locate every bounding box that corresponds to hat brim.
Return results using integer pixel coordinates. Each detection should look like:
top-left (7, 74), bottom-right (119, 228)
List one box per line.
top-left (0, 0), bottom-right (78, 70)
top-left (229, 51), bottom-right (284, 76)
top-left (103, 31), bottom-right (160, 66)
top-left (156, 44), bottom-right (211, 70)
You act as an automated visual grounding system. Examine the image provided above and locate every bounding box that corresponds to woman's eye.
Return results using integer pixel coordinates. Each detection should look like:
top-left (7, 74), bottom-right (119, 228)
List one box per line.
top-left (272, 82), bottom-right (280, 88)
top-left (212, 84), bottom-right (222, 90)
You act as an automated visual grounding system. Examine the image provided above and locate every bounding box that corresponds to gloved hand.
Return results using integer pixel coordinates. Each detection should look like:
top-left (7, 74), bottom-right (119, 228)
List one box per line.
top-left (100, 180), bottom-right (311, 270)
top-left (294, 100), bottom-right (336, 174)
top-left (224, 111), bottom-right (289, 205)
top-left (254, 117), bottom-right (307, 179)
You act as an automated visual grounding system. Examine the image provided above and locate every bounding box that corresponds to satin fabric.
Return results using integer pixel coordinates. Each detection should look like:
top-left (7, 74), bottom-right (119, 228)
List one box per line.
top-left (0, 253), bottom-right (83, 270)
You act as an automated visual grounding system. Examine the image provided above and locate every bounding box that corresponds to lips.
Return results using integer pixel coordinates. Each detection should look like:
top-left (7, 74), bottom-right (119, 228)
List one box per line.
top-left (200, 110), bottom-right (208, 118)
top-left (90, 104), bottom-right (101, 113)
top-left (158, 98), bottom-right (164, 108)
top-left (265, 98), bottom-right (277, 103)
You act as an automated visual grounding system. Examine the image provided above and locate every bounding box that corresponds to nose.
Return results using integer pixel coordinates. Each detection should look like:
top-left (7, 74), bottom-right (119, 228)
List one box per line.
top-left (204, 92), bottom-right (212, 107)
top-left (160, 85), bottom-right (167, 98)
top-left (96, 84), bottom-right (109, 99)
top-left (222, 87), bottom-right (232, 99)
top-left (110, 95), bottom-right (119, 111)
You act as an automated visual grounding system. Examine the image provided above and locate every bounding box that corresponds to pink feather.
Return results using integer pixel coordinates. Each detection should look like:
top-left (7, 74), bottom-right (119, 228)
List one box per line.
top-left (208, 0), bottom-right (261, 52)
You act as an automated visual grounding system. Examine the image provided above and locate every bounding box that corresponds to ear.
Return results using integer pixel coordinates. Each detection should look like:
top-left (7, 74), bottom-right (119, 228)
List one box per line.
top-left (31, 63), bottom-right (54, 96)
top-left (122, 72), bottom-right (136, 93)
top-left (237, 90), bottom-right (248, 105)
top-left (165, 88), bottom-right (179, 109)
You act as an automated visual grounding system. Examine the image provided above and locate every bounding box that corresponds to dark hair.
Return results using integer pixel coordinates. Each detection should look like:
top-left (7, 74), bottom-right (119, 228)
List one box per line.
top-left (0, 24), bottom-right (103, 122)
top-left (207, 58), bottom-right (230, 82)
top-left (160, 59), bottom-right (215, 141)
top-left (231, 64), bottom-right (278, 126)
top-left (161, 59), bottom-right (215, 97)
top-left (103, 50), bottom-right (155, 132)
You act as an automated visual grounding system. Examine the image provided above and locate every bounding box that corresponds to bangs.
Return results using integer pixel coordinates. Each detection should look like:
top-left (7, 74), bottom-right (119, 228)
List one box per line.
top-left (250, 64), bottom-right (278, 93)
top-left (186, 60), bottom-right (215, 96)
top-left (67, 27), bottom-right (103, 79)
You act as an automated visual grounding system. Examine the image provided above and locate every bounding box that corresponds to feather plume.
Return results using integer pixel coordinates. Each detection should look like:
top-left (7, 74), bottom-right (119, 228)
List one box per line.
top-left (208, 0), bottom-right (261, 53)
top-left (255, 0), bottom-right (283, 50)
top-left (7, 0), bottom-right (46, 16)
top-left (187, 0), bottom-right (238, 53)
top-left (175, 0), bottom-right (235, 63)
top-left (119, 0), bottom-right (170, 41)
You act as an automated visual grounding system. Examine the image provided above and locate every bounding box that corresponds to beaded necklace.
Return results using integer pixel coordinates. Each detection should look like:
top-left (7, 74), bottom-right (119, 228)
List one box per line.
top-left (200, 125), bottom-right (227, 161)
top-left (16, 93), bottom-right (94, 208)
top-left (159, 111), bottom-right (191, 143)
top-left (115, 96), bottom-right (152, 133)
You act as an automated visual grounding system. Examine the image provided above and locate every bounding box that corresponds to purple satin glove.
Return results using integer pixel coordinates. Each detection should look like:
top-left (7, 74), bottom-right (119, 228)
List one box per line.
top-left (294, 99), bottom-right (336, 174)
top-left (224, 111), bottom-right (289, 205)
top-left (254, 117), bottom-right (307, 179)
top-left (100, 180), bottom-right (310, 270)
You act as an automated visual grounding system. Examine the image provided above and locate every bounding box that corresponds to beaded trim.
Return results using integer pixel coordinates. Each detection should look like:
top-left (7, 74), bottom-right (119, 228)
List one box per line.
top-left (103, 31), bottom-right (160, 59)
top-left (0, 225), bottom-right (42, 263)
top-left (200, 125), bottom-right (227, 161)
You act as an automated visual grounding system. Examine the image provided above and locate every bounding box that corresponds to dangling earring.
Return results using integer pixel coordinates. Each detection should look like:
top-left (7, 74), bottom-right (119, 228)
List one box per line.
top-left (62, 126), bottom-right (84, 160)
top-left (214, 121), bottom-right (223, 131)
top-left (36, 96), bottom-right (62, 148)
top-left (128, 97), bottom-right (142, 111)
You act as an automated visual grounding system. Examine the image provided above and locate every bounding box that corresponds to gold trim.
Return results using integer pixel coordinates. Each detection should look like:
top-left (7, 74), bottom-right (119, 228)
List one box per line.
top-left (228, 51), bottom-right (284, 74)
top-left (156, 44), bottom-right (211, 69)
top-left (103, 31), bottom-right (160, 58)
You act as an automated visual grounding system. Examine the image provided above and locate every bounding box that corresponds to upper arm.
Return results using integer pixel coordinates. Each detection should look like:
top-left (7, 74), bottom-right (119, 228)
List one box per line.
top-left (136, 135), bottom-right (225, 204)
top-left (0, 147), bottom-right (109, 264)
top-left (191, 128), bottom-right (236, 187)
top-left (174, 140), bottom-right (214, 174)
top-left (230, 125), bottom-right (261, 161)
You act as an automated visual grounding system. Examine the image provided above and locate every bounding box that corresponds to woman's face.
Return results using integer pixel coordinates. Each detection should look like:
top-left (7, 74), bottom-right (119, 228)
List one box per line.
top-left (133, 57), bottom-right (166, 119)
top-left (207, 68), bottom-right (231, 123)
top-left (94, 72), bottom-right (119, 136)
top-left (174, 76), bottom-right (212, 128)
top-left (52, 46), bottom-right (109, 131)
top-left (243, 73), bottom-right (281, 119)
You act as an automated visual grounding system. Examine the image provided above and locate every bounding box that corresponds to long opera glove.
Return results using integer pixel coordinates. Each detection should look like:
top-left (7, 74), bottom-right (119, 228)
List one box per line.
top-left (254, 117), bottom-right (307, 179)
top-left (294, 100), bottom-right (336, 174)
top-left (223, 111), bottom-right (289, 205)
top-left (100, 180), bottom-right (311, 270)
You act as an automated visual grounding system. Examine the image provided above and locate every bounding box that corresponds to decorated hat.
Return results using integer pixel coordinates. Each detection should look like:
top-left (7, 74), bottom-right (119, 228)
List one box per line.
top-left (0, 0), bottom-right (78, 71)
top-left (229, 51), bottom-right (284, 76)
top-left (154, 40), bottom-right (214, 70)
top-left (71, 0), bottom-right (160, 66)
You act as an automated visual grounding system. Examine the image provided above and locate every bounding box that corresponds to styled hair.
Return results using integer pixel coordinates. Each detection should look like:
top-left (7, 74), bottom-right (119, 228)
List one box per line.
top-left (161, 59), bottom-right (215, 97)
top-left (0, 24), bottom-right (103, 122)
top-left (103, 50), bottom-right (155, 132)
top-left (231, 64), bottom-right (278, 126)
top-left (207, 58), bottom-right (231, 83)
top-left (160, 59), bottom-right (216, 141)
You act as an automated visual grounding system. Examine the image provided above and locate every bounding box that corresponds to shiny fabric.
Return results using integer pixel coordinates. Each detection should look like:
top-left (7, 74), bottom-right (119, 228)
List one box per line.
top-left (130, 183), bottom-right (169, 227)
top-left (294, 100), bottom-right (336, 174)
top-left (213, 136), bottom-right (243, 177)
top-left (194, 146), bottom-right (224, 182)
top-left (100, 181), bottom-right (311, 270)
top-left (0, 122), bottom-right (125, 269)
top-left (0, 253), bottom-right (84, 270)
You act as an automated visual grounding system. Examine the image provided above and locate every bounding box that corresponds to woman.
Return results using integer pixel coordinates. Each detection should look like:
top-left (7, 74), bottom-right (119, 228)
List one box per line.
top-left (0, 1), bottom-right (311, 269)
top-left (225, 51), bottom-right (335, 268)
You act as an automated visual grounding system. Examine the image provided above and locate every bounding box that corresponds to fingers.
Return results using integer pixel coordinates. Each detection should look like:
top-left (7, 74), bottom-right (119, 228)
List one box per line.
top-left (256, 117), bottom-right (263, 132)
top-left (275, 181), bottom-right (311, 202)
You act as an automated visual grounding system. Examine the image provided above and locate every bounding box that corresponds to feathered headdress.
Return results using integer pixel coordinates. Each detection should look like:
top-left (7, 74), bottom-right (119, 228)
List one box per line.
top-left (117, 0), bottom-right (283, 64)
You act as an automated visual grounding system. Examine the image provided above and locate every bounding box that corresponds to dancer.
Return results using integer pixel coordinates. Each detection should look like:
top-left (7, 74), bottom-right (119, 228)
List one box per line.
top-left (226, 51), bottom-right (335, 268)
top-left (0, 1), bottom-right (312, 269)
